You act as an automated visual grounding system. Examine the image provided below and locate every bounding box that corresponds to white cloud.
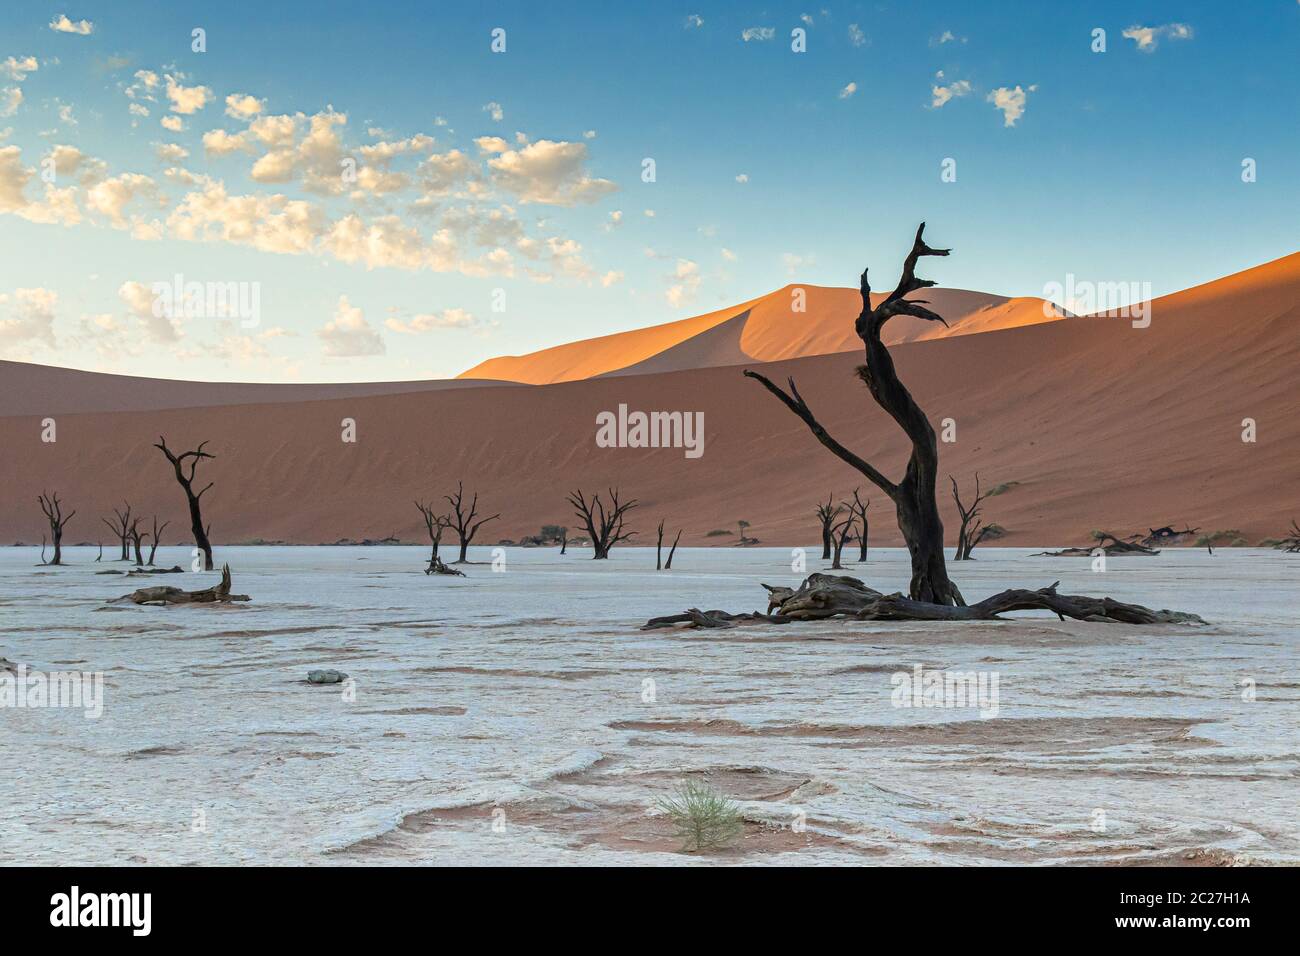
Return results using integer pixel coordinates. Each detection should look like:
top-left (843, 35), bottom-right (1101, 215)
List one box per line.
top-left (385, 307), bottom-right (479, 333)
top-left (1, 56), bottom-right (38, 81)
top-left (987, 84), bottom-right (1037, 127)
top-left (167, 179), bottom-right (326, 255)
top-left (202, 129), bottom-right (252, 155)
top-left (666, 259), bottom-right (700, 308)
top-left (734, 173), bottom-right (749, 183)
top-left (85, 172), bottom-right (162, 228)
top-left (319, 295), bottom-right (384, 356)
top-left (684, 15), bottom-right (704, 29)
top-left (0, 287), bottom-right (57, 347)
top-left (1, 87), bottom-right (22, 118)
top-left (930, 30), bottom-right (966, 47)
top-left (119, 279), bottom-right (181, 342)
top-left (848, 24), bottom-right (866, 47)
top-left (49, 15), bottom-right (94, 35)
top-left (721, 247), bottom-right (737, 262)
top-left (839, 82), bottom-right (858, 99)
top-left (483, 101), bottom-right (504, 122)
top-left (160, 115), bottom-right (184, 132)
top-left (225, 93), bottom-right (265, 120)
top-left (600, 270), bottom-right (623, 288)
top-left (931, 77), bottom-right (973, 109)
top-left (1123, 23), bottom-right (1194, 53)
top-left (741, 27), bottom-right (776, 42)
top-left (783, 252), bottom-right (814, 276)
top-left (164, 74), bottom-right (212, 114)
top-left (483, 139), bottom-right (616, 206)
top-left (154, 142), bottom-right (189, 162)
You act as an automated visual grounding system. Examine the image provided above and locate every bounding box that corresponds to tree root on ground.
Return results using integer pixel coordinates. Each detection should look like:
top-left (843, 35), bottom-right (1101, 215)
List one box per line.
top-left (642, 573), bottom-right (1205, 629)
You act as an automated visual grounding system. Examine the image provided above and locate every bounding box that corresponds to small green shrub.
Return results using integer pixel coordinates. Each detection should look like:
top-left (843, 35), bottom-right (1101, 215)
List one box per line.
top-left (656, 780), bottom-right (744, 852)
top-left (705, 529), bottom-right (732, 537)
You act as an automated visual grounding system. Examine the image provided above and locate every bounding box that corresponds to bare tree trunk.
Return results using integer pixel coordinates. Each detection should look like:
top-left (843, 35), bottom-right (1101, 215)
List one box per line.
top-left (416, 500), bottom-right (463, 575)
top-left (155, 437), bottom-right (216, 571)
top-left (38, 492), bottom-right (75, 566)
top-left (665, 529), bottom-right (682, 569)
top-left (102, 503), bottom-right (132, 561)
top-left (560, 530), bottom-right (568, 554)
top-left (845, 488), bottom-right (870, 562)
top-left (830, 514), bottom-right (854, 570)
top-left (656, 520), bottom-right (665, 570)
top-left (146, 516), bottom-right (169, 566)
top-left (129, 517), bottom-right (145, 566)
top-left (816, 496), bottom-right (839, 559)
top-left (445, 480), bottom-right (499, 563)
top-left (746, 223), bottom-right (964, 605)
top-left (951, 474), bottom-right (991, 561)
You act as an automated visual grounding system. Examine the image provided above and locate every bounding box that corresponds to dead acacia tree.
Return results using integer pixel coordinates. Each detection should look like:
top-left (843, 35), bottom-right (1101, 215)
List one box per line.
top-left (656, 519), bottom-right (683, 570)
top-left (951, 474), bottom-right (993, 561)
top-left (155, 437), bottom-right (216, 571)
top-left (37, 492), bottom-right (75, 566)
top-left (845, 488), bottom-right (870, 562)
top-left (815, 496), bottom-right (841, 560)
top-left (721, 223), bottom-right (1202, 624)
top-left (443, 480), bottom-right (499, 563)
top-left (747, 224), bottom-right (966, 603)
top-left (146, 516), bottom-right (170, 566)
top-left (829, 511), bottom-right (855, 570)
top-left (414, 500), bottom-right (465, 576)
top-left (568, 488), bottom-right (637, 559)
top-left (102, 503), bottom-right (133, 561)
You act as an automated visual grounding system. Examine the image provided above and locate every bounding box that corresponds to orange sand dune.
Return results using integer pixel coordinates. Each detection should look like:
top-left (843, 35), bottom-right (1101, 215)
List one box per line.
top-left (459, 285), bottom-right (1060, 384)
top-left (0, 254), bottom-right (1295, 550)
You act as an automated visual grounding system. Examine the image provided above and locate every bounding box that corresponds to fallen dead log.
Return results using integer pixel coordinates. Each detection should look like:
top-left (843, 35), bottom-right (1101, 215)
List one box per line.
top-left (109, 563), bottom-right (250, 605)
top-left (1035, 532), bottom-right (1159, 557)
top-left (425, 555), bottom-right (466, 576)
top-left (643, 573), bottom-right (1204, 628)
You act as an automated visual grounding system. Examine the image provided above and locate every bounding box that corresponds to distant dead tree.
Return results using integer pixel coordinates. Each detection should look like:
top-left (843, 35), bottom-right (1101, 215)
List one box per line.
top-left (846, 488), bottom-right (870, 562)
top-left (747, 224), bottom-right (966, 604)
top-left (568, 488), bottom-right (637, 559)
top-left (415, 499), bottom-right (463, 576)
top-left (155, 437), bottom-right (215, 571)
top-left (128, 516), bottom-right (146, 566)
top-left (95, 541), bottom-right (103, 562)
top-left (815, 495), bottom-right (842, 560)
top-left (102, 502), bottom-right (133, 561)
top-left (559, 526), bottom-right (569, 554)
top-left (951, 474), bottom-right (993, 561)
top-left (444, 480), bottom-right (499, 563)
top-left (657, 519), bottom-right (683, 570)
top-left (829, 511), bottom-right (855, 570)
top-left (37, 491), bottom-right (75, 566)
top-left (146, 516), bottom-right (170, 566)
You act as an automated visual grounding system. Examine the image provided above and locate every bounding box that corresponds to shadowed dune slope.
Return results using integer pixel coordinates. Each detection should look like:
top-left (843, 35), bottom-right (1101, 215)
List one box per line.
top-left (1, 254), bottom-right (1295, 548)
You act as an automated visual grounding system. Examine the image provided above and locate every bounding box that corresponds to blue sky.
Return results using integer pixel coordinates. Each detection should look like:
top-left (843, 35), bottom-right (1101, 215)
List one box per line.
top-left (1, 1), bottom-right (1296, 381)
